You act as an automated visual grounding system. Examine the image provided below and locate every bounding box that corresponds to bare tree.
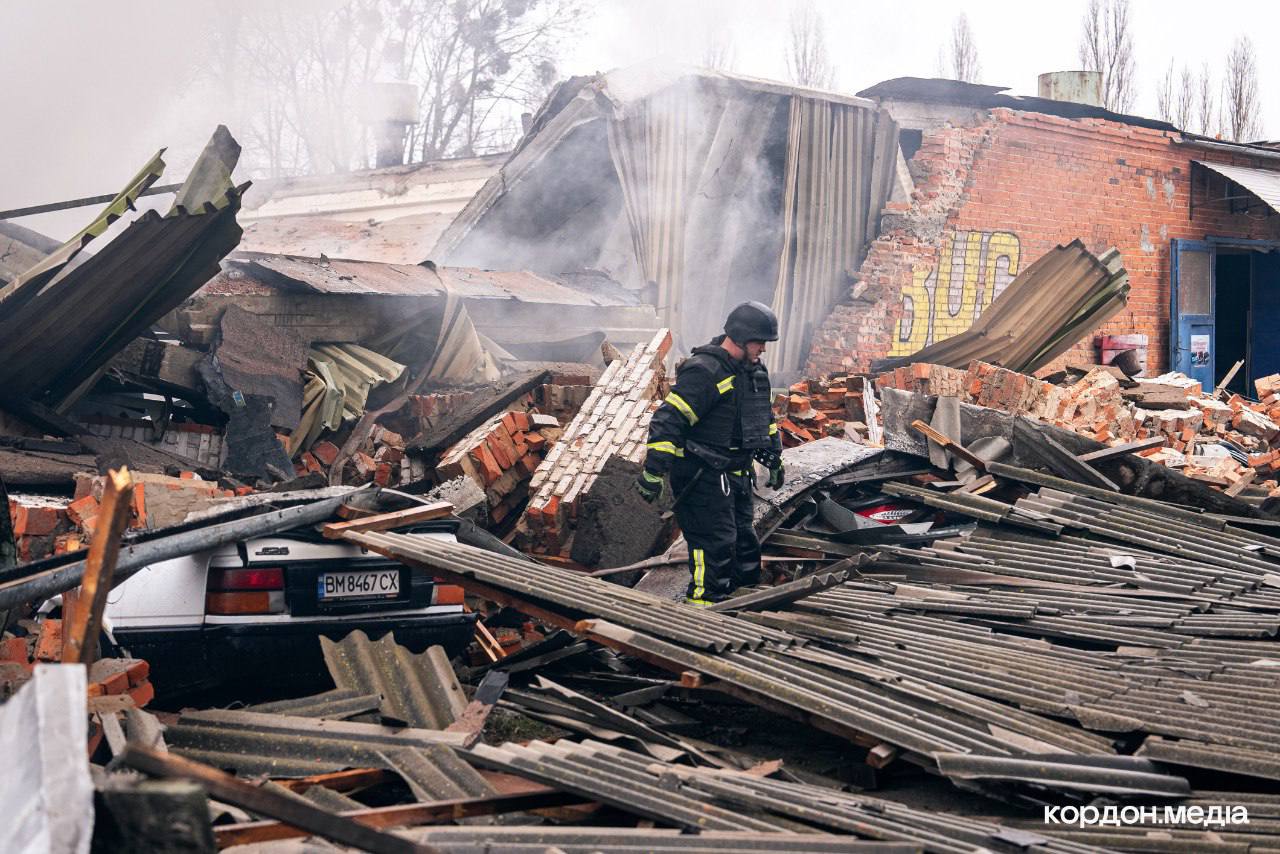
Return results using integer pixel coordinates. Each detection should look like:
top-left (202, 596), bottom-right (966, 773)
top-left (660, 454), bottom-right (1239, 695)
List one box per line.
top-left (1223, 36), bottom-right (1262, 142)
top-left (202, 0), bottom-right (582, 177)
top-left (943, 14), bottom-right (981, 83)
top-left (1195, 62), bottom-right (1217, 136)
top-left (1078, 0), bottom-right (1137, 113)
top-left (1156, 60), bottom-right (1196, 130)
top-left (785, 0), bottom-right (835, 90)
top-left (701, 32), bottom-right (736, 72)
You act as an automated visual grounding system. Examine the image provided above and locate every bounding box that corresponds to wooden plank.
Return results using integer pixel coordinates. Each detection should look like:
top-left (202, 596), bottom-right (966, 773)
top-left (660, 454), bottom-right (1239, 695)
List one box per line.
top-left (445, 670), bottom-right (508, 736)
top-left (1226, 469), bottom-right (1258, 498)
top-left (954, 474), bottom-right (996, 495)
top-left (1215, 359), bottom-right (1245, 399)
top-left (1011, 419), bottom-right (1119, 491)
top-left (120, 744), bottom-right (433, 854)
top-left (909, 420), bottom-right (987, 471)
top-left (276, 768), bottom-right (394, 794)
top-left (211, 789), bottom-right (588, 847)
top-left (322, 502), bottom-right (454, 539)
top-left (63, 467), bottom-right (134, 664)
top-left (1075, 436), bottom-right (1167, 462)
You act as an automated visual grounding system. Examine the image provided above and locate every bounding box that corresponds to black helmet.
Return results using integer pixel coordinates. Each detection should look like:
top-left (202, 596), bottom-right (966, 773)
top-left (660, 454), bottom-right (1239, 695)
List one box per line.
top-left (724, 301), bottom-right (779, 343)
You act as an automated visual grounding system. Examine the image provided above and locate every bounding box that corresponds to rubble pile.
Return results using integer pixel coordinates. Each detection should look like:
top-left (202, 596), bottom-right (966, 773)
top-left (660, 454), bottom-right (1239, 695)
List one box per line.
top-left (436, 409), bottom-right (563, 526)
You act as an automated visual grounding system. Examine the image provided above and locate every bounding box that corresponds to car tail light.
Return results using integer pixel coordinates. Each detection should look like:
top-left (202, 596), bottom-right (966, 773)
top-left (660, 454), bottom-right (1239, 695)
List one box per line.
top-left (207, 567), bottom-right (285, 615)
top-left (431, 583), bottom-right (465, 605)
top-left (207, 568), bottom-right (285, 591)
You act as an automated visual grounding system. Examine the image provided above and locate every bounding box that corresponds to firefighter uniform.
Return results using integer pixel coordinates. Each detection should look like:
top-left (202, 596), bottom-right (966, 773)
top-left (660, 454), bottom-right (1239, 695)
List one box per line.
top-left (639, 318), bottom-right (783, 604)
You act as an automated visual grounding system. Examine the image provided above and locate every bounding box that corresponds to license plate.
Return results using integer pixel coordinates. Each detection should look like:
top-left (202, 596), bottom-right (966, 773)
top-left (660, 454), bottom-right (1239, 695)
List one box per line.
top-left (317, 569), bottom-right (401, 600)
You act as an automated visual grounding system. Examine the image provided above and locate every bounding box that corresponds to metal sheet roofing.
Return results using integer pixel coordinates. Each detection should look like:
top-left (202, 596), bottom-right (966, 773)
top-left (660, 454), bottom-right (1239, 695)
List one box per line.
top-left (1194, 159), bottom-right (1280, 215)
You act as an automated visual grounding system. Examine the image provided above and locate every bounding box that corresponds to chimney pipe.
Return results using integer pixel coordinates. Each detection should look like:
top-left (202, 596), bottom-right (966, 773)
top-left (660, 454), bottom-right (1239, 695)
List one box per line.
top-left (1037, 71), bottom-right (1104, 108)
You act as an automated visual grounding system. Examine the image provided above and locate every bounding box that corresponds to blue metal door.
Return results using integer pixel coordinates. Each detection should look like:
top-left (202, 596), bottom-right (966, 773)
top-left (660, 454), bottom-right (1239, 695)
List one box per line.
top-left (1250, 251), bottom-right (1280, 388)
top-left (1170, 239), bottom-right (1215, 390)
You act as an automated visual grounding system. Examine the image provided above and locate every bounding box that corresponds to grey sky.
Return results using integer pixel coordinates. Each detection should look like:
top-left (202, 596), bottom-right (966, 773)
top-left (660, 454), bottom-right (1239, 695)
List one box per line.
top-left (3, 0), bottom-right (1276, 239)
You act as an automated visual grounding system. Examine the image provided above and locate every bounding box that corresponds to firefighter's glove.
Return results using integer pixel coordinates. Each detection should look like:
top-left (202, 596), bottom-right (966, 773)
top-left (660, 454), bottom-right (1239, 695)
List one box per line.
top-left (636, 470), bottom-right (663, 504)
top-left (754, 449), bottom-right (784, 489)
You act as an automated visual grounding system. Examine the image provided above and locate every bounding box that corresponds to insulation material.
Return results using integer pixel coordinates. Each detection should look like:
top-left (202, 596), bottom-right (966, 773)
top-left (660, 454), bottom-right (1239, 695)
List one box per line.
top-left (293, 344), bottom-right (406, 455)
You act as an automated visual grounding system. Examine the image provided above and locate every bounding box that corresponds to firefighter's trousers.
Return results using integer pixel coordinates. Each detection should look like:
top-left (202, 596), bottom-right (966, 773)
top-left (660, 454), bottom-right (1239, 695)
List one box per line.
top-left (671, 460), bottom-right (761, 604)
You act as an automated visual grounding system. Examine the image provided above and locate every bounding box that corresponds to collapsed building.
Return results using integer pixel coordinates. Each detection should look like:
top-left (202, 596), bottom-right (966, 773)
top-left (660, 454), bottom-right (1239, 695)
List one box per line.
top-left (7, 64), bottom-right (1280, 854)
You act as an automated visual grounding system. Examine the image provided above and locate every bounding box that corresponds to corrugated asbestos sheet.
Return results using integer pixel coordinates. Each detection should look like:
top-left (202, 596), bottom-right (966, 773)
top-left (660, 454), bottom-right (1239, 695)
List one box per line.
top-left (320, 629), bottom-right (469, 729)
top-left (408, 827), bottom-right (918, 853)
top-left (770, 96), bottom-right (898, 373)
top-left (249, 688), bottom-right (381, 719)
top-left (348, 473), bottom-right (1280, 796)
top-left (1194, 159), bottom-right (1280, 214)
top-left (458, 739), bottom-right (1103, 854)
top-left (0, 127), bottom-right (246, 409)
top-left (165, 707), bottom-right (468, 777)
top-left (874, 240), bottom-right (1129, 375)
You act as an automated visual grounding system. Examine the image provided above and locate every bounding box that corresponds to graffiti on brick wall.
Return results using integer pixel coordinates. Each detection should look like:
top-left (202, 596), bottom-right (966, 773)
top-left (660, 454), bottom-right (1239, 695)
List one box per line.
top-left (889, 230), bottom-right (1021, 356)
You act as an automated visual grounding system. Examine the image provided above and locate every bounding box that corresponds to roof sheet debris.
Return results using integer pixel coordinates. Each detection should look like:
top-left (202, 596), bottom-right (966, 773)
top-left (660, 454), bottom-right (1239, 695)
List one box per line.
top-left (873, 241), bottom-right (1130, 375)
top-left (321, 629), bottom-right (468, 729)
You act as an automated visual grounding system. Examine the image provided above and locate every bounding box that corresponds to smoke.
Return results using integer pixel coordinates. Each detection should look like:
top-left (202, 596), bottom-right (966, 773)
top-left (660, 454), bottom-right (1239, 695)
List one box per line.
top-left (440, 66), bottom-right (788, 354)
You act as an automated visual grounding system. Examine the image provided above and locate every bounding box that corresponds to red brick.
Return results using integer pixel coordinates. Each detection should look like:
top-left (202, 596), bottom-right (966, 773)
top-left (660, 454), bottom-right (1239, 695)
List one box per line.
top-left (12, 504), bottom-right (60, 537)
top-left (373, 463), bottom-right (393, 487)
top-left (513, 411), bottom-right (532, 432)
top-left (97, 669), bottom-right (130, 696)
top-left (131, 483), bottom-right (147, 529)
top-left (0, 636), bottom-right (29, 667)
top-left (33, 619), bottom-right (62, 662)
top-left (311, 441), bottom-right (341, 466)
top-left (469, 443), bottom-right (502, 485)
top-left (126, 659), bottom-right (151, 687)
top-left (179, 470), bottom-right (197, 480)
top-left (66, 495), bottom-right (99, 528)
top-left (525, 433), bottom-right (547, 451)
top-left (501, 411), bottom-right (521, 435)
top-left (300, 452), bottom-right (323, 474)
top-left (128, 680), bottom-right (155, 708)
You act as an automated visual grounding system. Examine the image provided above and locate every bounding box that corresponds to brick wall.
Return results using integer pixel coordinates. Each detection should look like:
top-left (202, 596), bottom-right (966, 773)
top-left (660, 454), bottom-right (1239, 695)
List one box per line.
top-left (807, 108), bottom-right (1280, 377)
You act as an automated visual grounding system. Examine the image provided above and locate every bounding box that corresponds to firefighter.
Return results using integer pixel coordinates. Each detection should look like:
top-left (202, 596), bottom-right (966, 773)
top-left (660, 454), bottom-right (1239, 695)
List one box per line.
top-left (635, 301), bottom-right (784, 605)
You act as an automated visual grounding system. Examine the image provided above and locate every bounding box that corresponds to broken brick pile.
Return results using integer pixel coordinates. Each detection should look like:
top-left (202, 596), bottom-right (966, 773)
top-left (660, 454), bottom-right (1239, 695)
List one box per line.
top-left (520, 329), bottom-right (672, 555)
top-left (773, 380), bottom-right (872, 446)
top-left (865, 361), bottom-right (1280, 495)
top-left (876, 361), bottom-right (1140, 443)
top-left (308, 425), bottom-right (414, 488)
top-left (436, 409), bottom-right (563, 526)
top-left (0, 619), bottom-right (154, 707)
top-left (9, 471), bottom-right (245, 562)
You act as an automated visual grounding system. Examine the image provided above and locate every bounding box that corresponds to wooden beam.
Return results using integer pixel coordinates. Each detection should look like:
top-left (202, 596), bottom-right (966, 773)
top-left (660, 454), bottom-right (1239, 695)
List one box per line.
top-left (211, 789), bottom-right (589, 847)
top-left (63, 467), bottom-right (134, 664)
top-left (120, 744), bottom-right (435, 854)
top-left (1075, 436), bottom-right (1167, 462)
top-left (322, 502), bottom-right (454, 539)
top-left (909, 420), bottom-right (987, 471)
